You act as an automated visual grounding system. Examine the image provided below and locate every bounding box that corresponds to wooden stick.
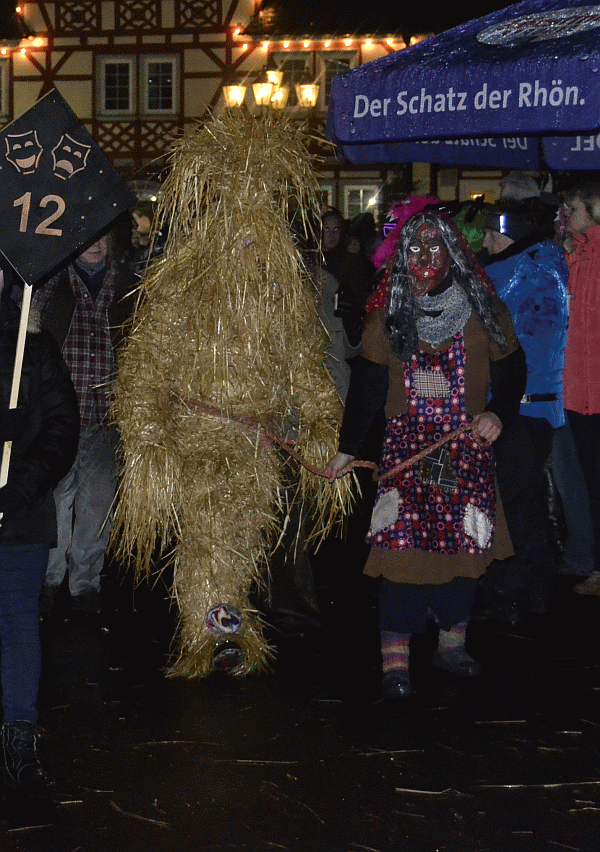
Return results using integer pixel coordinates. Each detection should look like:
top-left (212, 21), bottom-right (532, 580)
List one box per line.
top-left (175, 395), bottom-right (482, 482)
top-left (0, 281), bottom-right (33, 490)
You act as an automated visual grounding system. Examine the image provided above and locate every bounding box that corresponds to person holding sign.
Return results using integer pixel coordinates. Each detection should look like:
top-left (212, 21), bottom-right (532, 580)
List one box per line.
top-left (0, 265), bottom-right (79, 792)
top-left (0, 87), bottom-right (135, 623)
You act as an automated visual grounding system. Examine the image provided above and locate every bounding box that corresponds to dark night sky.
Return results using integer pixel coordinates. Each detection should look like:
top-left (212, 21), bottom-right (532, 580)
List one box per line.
top-left (332, 0), bottom-right (515, 38)
top-left (246, 1), bottom-right (517, 39)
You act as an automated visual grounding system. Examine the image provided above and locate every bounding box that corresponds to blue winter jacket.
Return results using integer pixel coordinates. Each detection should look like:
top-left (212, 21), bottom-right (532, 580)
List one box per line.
top-left (485, 239), bottom-right (568, 428)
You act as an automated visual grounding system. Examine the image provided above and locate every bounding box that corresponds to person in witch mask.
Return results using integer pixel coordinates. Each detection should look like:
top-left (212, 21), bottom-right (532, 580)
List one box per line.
top-left (325, 211), bottom-right (526, 699)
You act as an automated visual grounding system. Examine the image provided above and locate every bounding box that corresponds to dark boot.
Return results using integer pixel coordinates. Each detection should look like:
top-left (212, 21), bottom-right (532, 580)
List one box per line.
top-left (2, 721), bottom-right (56, 794)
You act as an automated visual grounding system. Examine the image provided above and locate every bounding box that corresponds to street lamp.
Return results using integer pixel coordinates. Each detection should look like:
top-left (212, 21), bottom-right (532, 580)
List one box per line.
top-left (252, 66), bottom-right (274, 107)
top-left (222, 80), bottom-right (247, 108)
top-left (270, 84), bottom-right (290, 109)
top-left (295, 72), bottom-right (319, 109)
top-left (265, 54), bottom-right (283, 88)
top-left (222, 66), bottom-right (319, 112)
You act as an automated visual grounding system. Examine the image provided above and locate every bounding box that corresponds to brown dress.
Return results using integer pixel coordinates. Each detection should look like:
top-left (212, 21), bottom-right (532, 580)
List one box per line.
top-left (361, 300), bottom-right (520, 585)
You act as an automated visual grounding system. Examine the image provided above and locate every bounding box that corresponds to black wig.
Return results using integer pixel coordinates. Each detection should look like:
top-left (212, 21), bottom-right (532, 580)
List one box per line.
top-left (385, 211), bottom-right (508, 361)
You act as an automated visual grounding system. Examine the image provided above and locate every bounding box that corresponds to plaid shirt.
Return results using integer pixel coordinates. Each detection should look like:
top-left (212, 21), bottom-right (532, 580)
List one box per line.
top-left (34, 264), bottom-right (116, 426)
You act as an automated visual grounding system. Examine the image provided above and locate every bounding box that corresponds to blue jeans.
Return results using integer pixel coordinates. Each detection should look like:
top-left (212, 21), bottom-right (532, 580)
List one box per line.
top-left (0, 543), bottom-right (49, 725)
top-left (46, 424), bottom-right (119, 596)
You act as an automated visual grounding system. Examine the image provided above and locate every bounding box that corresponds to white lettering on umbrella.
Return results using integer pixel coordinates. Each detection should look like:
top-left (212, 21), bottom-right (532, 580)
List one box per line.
top-left (474, 83), bottom-right (513, 110)
top-left (354, 95), bottom-right (393, 118)
top-left (570, 135), bottom-right (600, 151)
top-left (395, 87), bottom-right (468, 116)
top-left (353, 80), bottom-right (584, 121)
top-left (519, 80), bottom-right (581, 107)
top-left (354, 95), bottom-right (370, 118)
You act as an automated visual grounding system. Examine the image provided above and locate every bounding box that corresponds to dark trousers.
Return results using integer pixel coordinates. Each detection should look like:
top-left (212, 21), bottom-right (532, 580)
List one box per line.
top-left (0, 543), bottom-right (49, 725)
top-left (552, 420), bottom-right (594, 574)
top-left (566, 410), bottom-right (600, 570)
top-left (481, 415), bottom-right (554, 614)
top-left (379, 576), bottom-right (478, 635)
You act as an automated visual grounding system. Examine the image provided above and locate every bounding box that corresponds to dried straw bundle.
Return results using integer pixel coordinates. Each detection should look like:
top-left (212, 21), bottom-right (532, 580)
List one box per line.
top-left (112, 110), bottom-right (353, 678)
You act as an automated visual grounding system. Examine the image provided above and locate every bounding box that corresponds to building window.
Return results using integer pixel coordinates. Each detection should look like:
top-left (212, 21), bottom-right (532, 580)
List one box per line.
top-left (271, 52), bottom-right (311, 109)
top-left (317, 183), bottom-right (334, 210)
top-left (318, 52), bottom-right (356, 110)
top-left (97, 55), bottom-right (179, 118)
top-left (102, 58), bottom-right (135, 113)
top-left (343, 185), bottom-right (378, 220)
top-left (142, 57), bottom-right (177, 113)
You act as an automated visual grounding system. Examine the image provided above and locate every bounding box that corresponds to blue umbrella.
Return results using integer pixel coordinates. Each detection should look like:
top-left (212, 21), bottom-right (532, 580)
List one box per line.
top-left (328, 0), bottom-right (600, 169)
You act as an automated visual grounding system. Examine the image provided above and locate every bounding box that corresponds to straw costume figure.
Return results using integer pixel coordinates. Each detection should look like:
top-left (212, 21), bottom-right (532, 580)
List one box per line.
top-left (111, 111), bottom-right (352, 678)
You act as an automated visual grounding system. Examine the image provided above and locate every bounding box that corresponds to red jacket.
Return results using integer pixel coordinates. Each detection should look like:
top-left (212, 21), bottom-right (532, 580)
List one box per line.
top-left (564, 225), bottom-right (600, 414)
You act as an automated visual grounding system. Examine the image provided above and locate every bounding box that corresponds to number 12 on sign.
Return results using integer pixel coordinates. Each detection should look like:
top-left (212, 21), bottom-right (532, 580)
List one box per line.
top-left (13, 192), bottom-right (65, 236)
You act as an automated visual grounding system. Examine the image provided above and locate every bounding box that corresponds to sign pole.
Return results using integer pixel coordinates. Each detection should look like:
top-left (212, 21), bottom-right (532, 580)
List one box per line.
top-left (0, 278), bottom-right (32, 489)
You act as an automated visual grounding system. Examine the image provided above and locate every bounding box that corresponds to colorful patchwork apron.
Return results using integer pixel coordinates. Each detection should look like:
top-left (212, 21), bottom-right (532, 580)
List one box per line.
top-left (366, 332), bottom-right (496, 556)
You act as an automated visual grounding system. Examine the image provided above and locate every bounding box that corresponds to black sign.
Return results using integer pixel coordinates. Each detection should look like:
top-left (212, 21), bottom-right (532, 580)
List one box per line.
top-left (0, 89), bottom-right (136, 285)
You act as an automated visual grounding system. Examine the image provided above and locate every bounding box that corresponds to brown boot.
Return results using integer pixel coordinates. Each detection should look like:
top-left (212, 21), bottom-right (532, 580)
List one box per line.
top-left (574, 572), bottom-right (600, 595)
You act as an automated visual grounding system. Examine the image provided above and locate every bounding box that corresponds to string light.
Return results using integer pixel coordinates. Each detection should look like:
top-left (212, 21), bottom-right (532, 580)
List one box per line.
top-left (257, 36), bottom-right (410, 51)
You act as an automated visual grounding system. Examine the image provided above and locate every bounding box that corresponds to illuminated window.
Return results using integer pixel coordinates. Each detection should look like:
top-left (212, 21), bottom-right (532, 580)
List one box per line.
top-left (271, 52), bottom-right (310, 108)
top-left (343, 185), bottom-right (378, 220)
top-left (317, 51), bottom-right (356, 109)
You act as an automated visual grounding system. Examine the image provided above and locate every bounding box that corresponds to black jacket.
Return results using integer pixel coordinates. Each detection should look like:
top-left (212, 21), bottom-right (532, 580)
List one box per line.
top-left (0, 296), bottom-right (80, 545)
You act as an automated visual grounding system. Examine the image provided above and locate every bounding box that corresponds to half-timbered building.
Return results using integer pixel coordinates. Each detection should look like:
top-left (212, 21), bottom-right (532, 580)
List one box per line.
top-left (1, 1), bottom-right (418, 213)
